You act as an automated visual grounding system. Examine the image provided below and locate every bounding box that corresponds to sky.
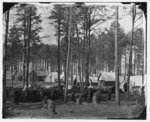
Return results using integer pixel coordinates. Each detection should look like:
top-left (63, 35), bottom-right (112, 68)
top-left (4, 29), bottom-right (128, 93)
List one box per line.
top-left (37, 3), bottom-right (143, 45)
top-left (5, 3), bottom-right (144, 45)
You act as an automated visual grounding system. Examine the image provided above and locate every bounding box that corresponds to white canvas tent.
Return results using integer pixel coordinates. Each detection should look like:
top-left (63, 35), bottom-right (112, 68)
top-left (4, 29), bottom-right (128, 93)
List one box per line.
top-left (99, 71), bottom-right (115, 81)
top-left (44, 71), bottom-right (143, 92)
top-left (45, 72), bottom-right (58, 83)
top-left (45, 72), bottom-right (64, 83)
top-left (60, 71), bottom-right (65, 80)
top-left (96, 72), bottom-right (143, 92)
top-left (89, 77), bottom-right (98, 83)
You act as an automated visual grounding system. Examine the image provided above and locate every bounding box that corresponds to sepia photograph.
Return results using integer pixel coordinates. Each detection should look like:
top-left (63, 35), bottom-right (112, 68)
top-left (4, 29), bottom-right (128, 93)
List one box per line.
top-left (2, 1), bottom-right (147, 119)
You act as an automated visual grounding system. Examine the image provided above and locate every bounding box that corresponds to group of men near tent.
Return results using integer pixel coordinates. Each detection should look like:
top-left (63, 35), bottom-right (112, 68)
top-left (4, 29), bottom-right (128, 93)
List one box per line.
top-left (12, 73), bottom-right (145, 115)
top-left (69, 77), bottom-right (113, 104)
top-left (12, 75), bottom-right (114, 115)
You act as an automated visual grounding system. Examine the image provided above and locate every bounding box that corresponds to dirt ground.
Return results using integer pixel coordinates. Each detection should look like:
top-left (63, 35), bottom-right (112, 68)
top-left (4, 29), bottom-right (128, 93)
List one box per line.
top-left (3, 93), bottom-right (145, 119)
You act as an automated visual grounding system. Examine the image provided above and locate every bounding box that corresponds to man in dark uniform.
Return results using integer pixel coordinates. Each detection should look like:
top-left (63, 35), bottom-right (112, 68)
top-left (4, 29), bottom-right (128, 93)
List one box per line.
top-left (108, 87), bottom-right (112, 100)
top-left (87, 85), bottom-right (94, 103)
top-left (83, 87), bottom-right (88, 102)
top-left (50, 88), bottom-right (58, 115)
top-left (14, 88), bottom-right (19, 104)
top-left (71, 90), bottom-right (76, 102)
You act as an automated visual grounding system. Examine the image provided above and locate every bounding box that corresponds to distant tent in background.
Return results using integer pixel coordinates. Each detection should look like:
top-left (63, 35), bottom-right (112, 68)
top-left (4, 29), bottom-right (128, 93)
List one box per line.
top-left (45, 72), bottom-right (64, 83)
top-left (129, 75), bottom-right (143, 91)
top-left (45, 72), bottom-right (57, 83)
top-left (16, 71), bottom-right (24, 81)
top-left (6, 71), bottom-right (12, 81)
top-left (36, 70), bottom-right (50, 82)
top-left (45, 73), bottom-right (52, 83)
top-left (99, 72), bottom-right (115, 81)
top-left (96, 72), bottom-right (143, 92)
top-left (14, 71), bottom-right (23, 80)
top-left (97, 72), bottom-right (116, 87)
top-left (6, 70), bottom-right (24, 88)
top-left (44, 71), bottom-right (142, 91)
top-left (119, 75), bottom-right (143, 92)
top-left (89, 77), bottom-right (98, 83)
top-left (60, 71), bottom-right (65, 80)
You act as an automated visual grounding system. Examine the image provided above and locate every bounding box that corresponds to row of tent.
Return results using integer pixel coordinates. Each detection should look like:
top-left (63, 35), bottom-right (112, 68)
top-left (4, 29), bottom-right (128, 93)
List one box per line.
top-left (6, 70), bottom-right (143, 91)
top-left (45, 71), bottom-right (143, 91)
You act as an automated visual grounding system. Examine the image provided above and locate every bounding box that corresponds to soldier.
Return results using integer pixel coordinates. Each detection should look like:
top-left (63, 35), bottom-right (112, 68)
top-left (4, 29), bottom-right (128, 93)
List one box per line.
top-left (83, 87), bottom-right (88, 102)
top-left (14, 88), bottom-right (19, 104)
top-left (87, 85), bottom-right (94, 103)
top-left (51, 101), bottom-right (57, 115)
top-left (108, 87), bottom-right (112, 100)
top-left (43, 95), bottom-right (48, 109)
top-left (71, 91), bottom-right (76, 102)
top-left (50, 88), bottom-right (58, 114)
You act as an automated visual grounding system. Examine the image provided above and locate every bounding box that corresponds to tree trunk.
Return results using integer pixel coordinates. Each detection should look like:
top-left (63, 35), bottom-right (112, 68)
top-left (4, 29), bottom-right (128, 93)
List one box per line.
top-left (23, 10), bottom-right (27, 87)
top-left (64, 62), bottom-right (67, 87)
top-left (57, 8), bottom-right (61, 87)
top-left (82, 8), bottom-right (89, 87)
top-left (70, 49), bottom-right (73, 86)
top-left (26, 8), bottom-right (32, 90)
top-left (82, 32), bottom-right (86, 86)
top-left (134, 53), bottom-right (136, 75)
top-left (64, 7), bottom-right (72, 102)
top-left (143, 12), bottom-right (147, 106)
top-left (71, 25), bottom-right (75, 86)
top-left (23, 54), bottom-right (26, 87)
top-left (76, 24), bottom-right (83, 92)
top-left (142, 27), bottom-right (144, 84)
top-left (85, 29), bottom-right (91, 87)
top-left (3, 10), bottom-right (9, 104)
top-left (115, 6), bottom-right (120, 106)
top-left (127, 4), bottom-right (136, 99)
top-left (11, 64), bottom-right (14, 87)
top-left (119, 52), bottom-right (122, 75)
top-left (85, 7), bottom-right (90, 88)
top-left (108, 60), bottom-right (111, 72)
top-left (125, 47), bottom-right (127, 75)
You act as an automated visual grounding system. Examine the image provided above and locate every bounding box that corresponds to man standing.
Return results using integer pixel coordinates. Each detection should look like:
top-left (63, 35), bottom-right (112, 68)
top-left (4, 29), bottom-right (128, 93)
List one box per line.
top-left (87, 85), bottom-right (94, 103)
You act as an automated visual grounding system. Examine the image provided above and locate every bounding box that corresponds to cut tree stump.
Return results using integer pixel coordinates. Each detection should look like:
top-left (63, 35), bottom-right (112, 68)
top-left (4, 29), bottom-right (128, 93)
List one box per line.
top-left (93, 95), bottom-right (97, 104)
top-left (47, 99), bottom-right (52, 110)
top-left (76, 95), bottom-right (82, 105)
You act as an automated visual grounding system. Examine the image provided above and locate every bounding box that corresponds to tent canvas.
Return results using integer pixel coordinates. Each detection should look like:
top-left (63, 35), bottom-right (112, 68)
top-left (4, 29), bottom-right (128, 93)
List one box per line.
top-left (45, 72), bottom-right (57, 83)
top-left (45, 71), bottom-right (143, 92)
top-left (95, 72), bottom-right (143, 91)
top-left (45, 72), bottom-right (64, 83)
top-left (99, 72), bottom-right (115, 81)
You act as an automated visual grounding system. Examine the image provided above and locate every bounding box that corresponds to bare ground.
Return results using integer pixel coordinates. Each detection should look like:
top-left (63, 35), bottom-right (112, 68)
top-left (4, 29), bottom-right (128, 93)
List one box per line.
top-left (3, 93), bottom-right (145, 119)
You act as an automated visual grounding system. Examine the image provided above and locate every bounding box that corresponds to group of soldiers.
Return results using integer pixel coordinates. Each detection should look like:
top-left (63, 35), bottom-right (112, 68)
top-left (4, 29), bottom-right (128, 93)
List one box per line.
top-left (13, 85), bottom-right (63, 103)
top-left (14, 87), bottom-right (42, 104)
top-left (70, 80), bottom-right (112, 105)
top-left (12, 78), bottom-right (113, 115)
top-left (13, 85), bottom-right (64, 114)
